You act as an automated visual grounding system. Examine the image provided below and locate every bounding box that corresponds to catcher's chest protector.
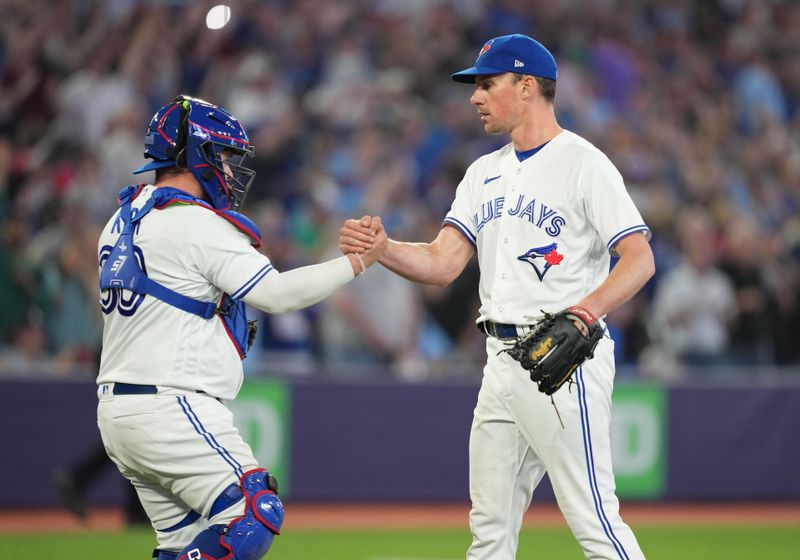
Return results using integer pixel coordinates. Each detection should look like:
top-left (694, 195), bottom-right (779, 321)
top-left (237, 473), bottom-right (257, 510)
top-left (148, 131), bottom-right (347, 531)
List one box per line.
top-left (99, 185), bottom-right (261, 358)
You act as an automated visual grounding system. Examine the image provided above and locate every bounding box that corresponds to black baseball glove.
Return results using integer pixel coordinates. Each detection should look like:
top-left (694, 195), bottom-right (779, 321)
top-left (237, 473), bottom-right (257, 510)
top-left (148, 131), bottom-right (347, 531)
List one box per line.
top-left (501, 306), bottom-right (603, 395)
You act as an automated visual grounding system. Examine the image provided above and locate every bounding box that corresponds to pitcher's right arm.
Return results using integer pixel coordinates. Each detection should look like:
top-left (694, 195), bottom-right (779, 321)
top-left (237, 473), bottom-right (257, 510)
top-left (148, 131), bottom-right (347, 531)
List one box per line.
top-left (340, 219), bottom-right (474, 287)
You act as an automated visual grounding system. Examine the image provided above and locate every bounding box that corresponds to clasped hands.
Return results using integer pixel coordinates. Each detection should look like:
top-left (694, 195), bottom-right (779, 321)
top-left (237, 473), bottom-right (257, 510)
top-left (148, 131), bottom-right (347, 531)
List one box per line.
top-left (339, 215), bottom-right (387, 275)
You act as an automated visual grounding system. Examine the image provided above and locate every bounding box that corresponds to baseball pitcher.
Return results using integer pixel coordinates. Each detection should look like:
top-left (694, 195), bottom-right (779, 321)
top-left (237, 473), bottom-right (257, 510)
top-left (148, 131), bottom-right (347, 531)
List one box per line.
top-left (341, 35), bottom-right (652, 559)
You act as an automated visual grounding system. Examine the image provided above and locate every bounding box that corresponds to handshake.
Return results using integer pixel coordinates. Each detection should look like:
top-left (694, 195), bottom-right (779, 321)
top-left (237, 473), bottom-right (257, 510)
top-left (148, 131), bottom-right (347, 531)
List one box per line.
top-left (339, 215), bottom-right (387, 276)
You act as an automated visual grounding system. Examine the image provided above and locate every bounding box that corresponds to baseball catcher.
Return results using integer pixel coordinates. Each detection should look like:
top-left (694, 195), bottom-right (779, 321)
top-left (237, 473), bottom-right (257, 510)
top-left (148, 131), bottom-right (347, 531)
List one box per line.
top-left (501, 306), bottom-right (603, 396)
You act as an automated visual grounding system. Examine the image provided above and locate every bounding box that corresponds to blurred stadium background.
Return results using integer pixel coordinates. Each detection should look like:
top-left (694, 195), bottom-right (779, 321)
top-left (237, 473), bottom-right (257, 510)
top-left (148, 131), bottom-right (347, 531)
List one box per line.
top-left (1, 0), bottom-right (799, 557)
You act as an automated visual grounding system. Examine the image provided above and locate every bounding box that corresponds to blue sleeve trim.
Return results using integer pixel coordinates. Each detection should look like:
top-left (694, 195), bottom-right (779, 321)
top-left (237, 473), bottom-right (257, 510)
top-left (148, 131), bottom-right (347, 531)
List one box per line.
top-left (230, 264), bottom-right (274, 300)
top-left (607, 225), bottom-right (650, 254)
top-left (443, 217), bottom-right (477, 248)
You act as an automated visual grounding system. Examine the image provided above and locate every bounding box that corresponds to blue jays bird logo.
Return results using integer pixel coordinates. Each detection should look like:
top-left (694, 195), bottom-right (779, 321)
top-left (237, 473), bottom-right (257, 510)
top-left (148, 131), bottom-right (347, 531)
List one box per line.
top-left (518, 243), bottom-right (564, 281)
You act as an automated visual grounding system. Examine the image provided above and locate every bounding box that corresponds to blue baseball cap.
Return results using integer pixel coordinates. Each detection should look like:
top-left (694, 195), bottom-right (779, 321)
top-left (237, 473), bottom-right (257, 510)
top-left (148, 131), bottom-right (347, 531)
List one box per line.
top-left (451, 34), bottom-right (557, 83)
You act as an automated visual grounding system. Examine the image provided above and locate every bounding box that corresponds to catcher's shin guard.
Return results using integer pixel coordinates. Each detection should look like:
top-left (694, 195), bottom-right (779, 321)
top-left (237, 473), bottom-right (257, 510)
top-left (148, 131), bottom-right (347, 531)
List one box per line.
top-left (176, 469), bottom-right (284, 560)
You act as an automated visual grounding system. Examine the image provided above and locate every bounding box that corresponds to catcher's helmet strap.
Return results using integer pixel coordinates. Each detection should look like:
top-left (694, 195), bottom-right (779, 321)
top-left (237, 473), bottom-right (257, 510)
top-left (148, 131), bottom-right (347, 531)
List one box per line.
top-left (166, 97), bottom-right (192, 165)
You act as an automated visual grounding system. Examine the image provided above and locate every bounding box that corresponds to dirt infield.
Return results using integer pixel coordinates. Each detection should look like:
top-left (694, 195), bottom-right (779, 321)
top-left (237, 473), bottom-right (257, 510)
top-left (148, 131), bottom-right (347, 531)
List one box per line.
top-left (2, 502), bottom-right (799, 533)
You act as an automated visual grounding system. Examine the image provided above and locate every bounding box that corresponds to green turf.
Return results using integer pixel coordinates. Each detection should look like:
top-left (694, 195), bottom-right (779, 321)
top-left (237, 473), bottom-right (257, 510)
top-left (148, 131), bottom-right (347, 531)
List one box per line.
top-left (1, 525), bottom-right (798, 559)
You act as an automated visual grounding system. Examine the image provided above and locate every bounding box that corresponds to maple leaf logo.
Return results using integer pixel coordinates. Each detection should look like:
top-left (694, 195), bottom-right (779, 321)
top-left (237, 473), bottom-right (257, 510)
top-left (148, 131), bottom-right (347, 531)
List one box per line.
top-left (544, 249), bottom-right (564, 266)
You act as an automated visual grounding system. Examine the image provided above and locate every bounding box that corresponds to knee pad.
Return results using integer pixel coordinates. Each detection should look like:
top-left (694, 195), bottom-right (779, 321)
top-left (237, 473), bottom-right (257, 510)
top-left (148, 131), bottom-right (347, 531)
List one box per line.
top-left (153, 551), bottom-right (178, 560)
top-left (221, 468), bottom-right (284, 558)
top-left (176, 469), bottom-right (284, 560)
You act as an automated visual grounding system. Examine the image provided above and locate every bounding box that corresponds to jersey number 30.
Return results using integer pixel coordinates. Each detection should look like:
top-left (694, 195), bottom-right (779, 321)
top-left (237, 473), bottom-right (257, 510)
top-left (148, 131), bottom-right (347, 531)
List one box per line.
top-left (98, 244), bottom-right (147, 316)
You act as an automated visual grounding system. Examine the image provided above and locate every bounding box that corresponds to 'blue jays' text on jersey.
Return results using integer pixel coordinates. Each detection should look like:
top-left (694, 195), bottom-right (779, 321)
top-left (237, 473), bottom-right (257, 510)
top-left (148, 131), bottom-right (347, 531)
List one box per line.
top-left (444, 130), bottom-right (649, 325)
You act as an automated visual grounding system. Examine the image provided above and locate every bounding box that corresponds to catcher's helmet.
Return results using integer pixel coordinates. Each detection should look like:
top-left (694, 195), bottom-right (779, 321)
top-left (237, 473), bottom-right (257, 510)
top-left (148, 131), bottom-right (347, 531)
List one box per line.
top-left (133, 95), bottom-right (255, 210)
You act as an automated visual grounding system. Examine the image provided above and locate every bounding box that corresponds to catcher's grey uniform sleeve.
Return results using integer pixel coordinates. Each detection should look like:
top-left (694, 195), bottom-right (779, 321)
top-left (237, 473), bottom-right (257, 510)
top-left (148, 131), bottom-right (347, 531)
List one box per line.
top-left (579, 152), bottom-right (650, 256)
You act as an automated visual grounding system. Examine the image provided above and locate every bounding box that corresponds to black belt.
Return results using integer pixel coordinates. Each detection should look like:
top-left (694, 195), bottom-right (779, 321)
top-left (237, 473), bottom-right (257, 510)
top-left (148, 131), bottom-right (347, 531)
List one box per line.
top-left (478, 321), bottom-right (523, 339)
top-left (113, 382), bottom-right (157, 395)
top-left (112, 382), bottom-right (219, 400)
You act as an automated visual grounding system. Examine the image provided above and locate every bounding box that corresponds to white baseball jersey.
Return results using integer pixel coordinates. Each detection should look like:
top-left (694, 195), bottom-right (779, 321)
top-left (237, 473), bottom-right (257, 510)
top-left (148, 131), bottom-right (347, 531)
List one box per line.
top-left (447, 130), bottom-right (648, 560)
top-left (97, 184), bottom-right (273, 401)
top-left (444, 130), bottom-right (649, 324)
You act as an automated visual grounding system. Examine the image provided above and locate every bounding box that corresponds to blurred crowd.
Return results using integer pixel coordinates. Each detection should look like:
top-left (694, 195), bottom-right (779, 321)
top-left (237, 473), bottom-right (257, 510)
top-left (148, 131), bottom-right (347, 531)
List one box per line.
top-left (1, 0), bottom-right (798, 381)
